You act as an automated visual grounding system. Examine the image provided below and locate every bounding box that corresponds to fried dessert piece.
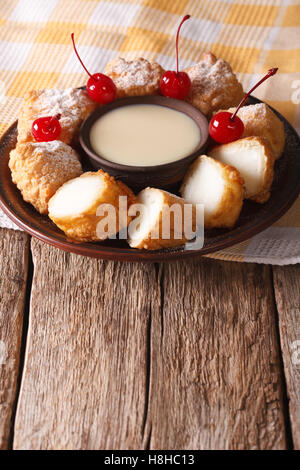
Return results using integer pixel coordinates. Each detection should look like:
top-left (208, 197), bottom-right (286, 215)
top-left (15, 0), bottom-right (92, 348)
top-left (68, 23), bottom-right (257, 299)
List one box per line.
top-left (180, 155), bottom-right (244, 229)
top-left (127, 187), bottom-right (198, 250)
top-left (9, 141), bottom-right (83, 214)
top-left (105, 57), bottom-right (164, 98)
top-left (184, 52), bottom-right (244, 116)
top-left (17, 88), bottom-right (98, 145)
top-left (48, 170), bottom-right (136, 242)
top-left (209, 136), bottom-right (275, 203)
top-left (221, 103), bottom-right (285, 159)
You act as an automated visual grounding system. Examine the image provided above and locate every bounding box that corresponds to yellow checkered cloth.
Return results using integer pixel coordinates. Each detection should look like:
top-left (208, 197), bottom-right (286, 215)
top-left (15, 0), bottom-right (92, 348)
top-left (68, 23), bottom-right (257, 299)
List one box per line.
top-left (0, 0), bottom-right (299, 264)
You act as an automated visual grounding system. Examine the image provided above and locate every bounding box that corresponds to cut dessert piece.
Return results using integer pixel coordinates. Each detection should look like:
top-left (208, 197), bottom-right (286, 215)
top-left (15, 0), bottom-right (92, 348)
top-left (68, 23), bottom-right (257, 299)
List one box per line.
top-left (9, 140), bottom-right (82, 214)
top-left (17, 88), bottom-right (98, 145)
top-left (180, 155), bottom-right (244, 229)
top-left (48, 170), bottom-right (136, 242)
top-left (220, 103), bottom-right (285, 159)
top-left (105, 57), bottom-right (164, 98)
top-left (184, 52), bottom-right (244, 117)
top-left (127, 188), bottom-right (199, 250)
top-left (209, 137), bottom-right (275, 203)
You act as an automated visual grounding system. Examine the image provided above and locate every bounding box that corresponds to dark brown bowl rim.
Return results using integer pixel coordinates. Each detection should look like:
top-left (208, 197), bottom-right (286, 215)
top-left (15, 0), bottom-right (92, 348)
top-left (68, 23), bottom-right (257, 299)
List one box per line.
top-left (79, 95), bottom-right (209, 173)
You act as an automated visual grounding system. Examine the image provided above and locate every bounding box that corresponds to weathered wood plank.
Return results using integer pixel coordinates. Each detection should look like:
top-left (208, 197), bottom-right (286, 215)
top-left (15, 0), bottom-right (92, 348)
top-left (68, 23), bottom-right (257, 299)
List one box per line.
top-left (13, 241), bottom-right (289, 450)
top-left (146, 259), bottom-right (287, 450)
top-left (273, 264), bottom-right (300, 449)
top-left (0, 227), bottom-right (29, 449)
top-left (13, 238), bottom-right (159, 450)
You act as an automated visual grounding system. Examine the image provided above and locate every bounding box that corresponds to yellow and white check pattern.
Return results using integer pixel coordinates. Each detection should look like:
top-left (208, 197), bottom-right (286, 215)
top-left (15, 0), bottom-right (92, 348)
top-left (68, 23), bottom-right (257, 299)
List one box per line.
top-left (0, 0), bottom-right (299, 264)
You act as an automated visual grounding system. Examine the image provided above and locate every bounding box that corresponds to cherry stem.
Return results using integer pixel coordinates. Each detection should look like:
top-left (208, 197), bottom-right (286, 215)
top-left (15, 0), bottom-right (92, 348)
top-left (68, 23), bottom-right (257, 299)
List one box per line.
top-left (71, 32), bottom-right (93, 80)
top-left (175, 15), bottom-right (190, 74)
top-left (48, 114), bottom-right (61, 130)
top-left (231, 67), bottom-right (278, 121)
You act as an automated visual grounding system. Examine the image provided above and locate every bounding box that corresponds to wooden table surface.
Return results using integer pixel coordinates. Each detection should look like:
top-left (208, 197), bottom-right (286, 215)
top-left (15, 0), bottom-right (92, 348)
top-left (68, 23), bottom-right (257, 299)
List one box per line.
top-left (0, 226), bottom-right (299, 450)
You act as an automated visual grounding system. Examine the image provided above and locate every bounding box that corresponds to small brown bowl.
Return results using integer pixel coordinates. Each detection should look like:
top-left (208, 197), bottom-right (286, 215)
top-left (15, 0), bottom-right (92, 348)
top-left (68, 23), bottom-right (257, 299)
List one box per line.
top-left (79, 95), bottom-right (209, 192)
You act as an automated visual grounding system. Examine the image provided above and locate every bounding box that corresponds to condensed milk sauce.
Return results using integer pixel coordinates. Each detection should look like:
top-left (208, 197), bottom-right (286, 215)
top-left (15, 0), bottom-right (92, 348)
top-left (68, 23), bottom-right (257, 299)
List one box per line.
top-left (90, 104), bottom-right (201, 166)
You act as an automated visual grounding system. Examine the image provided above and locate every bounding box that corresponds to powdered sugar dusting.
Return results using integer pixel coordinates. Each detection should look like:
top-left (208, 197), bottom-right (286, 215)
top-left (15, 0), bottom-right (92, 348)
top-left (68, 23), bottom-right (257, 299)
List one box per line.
top-left (105, 57), bottom-right (164, 95)
top-left (186, 59), bottom-right (239, 95)
top-left (28, 140), bottom-right (81, 176)
top-left (31, 140), bottom-right (63, 154)
top-left (29, 88), bottom-right (93, 125)
top-left (184, 53), bottom-right (244, 115)
top-left (237, 103), bottom-right (268, 119)
top-left (9, 139), bottom-right (83, 214)
top-left (30, 140), bottom-right (80, 170)
top-left (18, 87), bottom-right (97, 145)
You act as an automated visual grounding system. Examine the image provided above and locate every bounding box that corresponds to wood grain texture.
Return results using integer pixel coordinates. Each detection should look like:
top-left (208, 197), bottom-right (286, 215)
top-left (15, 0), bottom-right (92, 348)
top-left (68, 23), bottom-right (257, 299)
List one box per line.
top-left (146, 260), bottom-right (287, 450)
top-left (13, 240), bottom-right (289, 450)
top-left (0, 228), bottom-right (29, 449)
top-left (273, 265), bottom-right (300, 449)
top-left (13, 238), bottom-right (159, 450)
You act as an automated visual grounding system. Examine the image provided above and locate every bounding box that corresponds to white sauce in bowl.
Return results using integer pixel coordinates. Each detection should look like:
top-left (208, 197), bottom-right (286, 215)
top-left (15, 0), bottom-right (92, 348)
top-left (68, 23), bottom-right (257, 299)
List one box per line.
top-left (90, 104), bottom-right (201, 166)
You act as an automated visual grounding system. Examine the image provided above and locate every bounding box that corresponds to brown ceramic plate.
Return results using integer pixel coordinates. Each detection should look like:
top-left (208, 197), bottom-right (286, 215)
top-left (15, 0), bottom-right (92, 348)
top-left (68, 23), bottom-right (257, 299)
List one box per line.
top-left (0, 96), bottom-right (300, 262)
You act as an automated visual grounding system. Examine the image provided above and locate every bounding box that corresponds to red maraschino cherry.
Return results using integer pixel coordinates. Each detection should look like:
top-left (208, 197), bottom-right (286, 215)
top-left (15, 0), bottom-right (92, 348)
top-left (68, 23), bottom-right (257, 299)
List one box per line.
top-left (209, 67), bottom-right (278, 144)
top-left (32, 114), bottom-right (61, 142)
top-left (160, 15), bottom-right (191, 100)
top-left (71, 33), bottom-right (116, 104)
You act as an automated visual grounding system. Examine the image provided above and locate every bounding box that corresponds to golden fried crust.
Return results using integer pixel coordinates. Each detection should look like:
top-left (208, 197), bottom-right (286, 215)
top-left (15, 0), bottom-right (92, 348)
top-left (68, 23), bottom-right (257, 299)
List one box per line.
top-left (207, 163), bottom-right (244, 228)
top-left (49, 170), bottom-right (137, 243)
top-left (105, 57), bottom-right (164, 98)
top-left (128, 189), bottom-right (198, 250)
top-left (222, 103), bottom-right (285, 159)
top-left (17, 88), bottom-right (98, 145)
top-left (9, 141), bottom-right (83, 214)
top-left (184, 52), bottom-right (244, 117)
top-left (249, 137), bottom-right (275, 203)
top-left (180, 156), bottom-right (244, 229)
